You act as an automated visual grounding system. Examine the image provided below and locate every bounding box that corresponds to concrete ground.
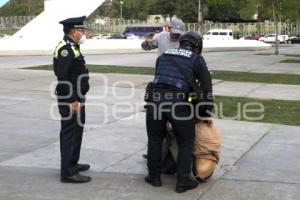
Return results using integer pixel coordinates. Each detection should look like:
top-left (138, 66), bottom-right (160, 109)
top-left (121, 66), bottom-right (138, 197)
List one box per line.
top-left (0, 46), bottom-right (299, 200)
top-left (1, 44), bottom-right (300, 74)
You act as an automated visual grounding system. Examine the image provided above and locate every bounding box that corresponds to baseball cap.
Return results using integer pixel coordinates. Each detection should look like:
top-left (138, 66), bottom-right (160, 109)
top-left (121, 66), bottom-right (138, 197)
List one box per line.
top-left (170, 17), bottom-right (185, 35)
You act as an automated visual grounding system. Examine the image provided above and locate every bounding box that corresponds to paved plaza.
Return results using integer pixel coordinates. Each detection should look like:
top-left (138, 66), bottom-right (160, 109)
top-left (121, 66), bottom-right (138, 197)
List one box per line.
top-left (0, 45), bottom-right (299, 199)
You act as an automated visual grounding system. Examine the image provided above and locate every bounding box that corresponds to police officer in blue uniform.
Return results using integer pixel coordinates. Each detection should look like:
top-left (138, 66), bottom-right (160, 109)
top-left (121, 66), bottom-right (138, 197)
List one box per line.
top-left (145, 32), bottom-right (213, 193)
top-left (53, 16), bottom-right (91, 183)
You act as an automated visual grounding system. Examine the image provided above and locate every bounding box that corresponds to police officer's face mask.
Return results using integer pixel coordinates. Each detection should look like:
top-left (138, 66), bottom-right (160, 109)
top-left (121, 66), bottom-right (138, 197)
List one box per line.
top-left (79, 34), bottom-right (87, 44)
top-left (74, 28), bottom-right (86, 44)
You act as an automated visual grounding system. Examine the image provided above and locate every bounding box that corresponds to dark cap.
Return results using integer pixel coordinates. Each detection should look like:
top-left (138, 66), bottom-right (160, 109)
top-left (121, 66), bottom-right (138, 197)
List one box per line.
top-left (59, 16), bottom-right (87, 28)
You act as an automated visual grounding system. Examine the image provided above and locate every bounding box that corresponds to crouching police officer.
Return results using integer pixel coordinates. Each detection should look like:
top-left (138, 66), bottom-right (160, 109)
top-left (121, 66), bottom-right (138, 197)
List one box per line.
top-left (145, 32), bottom-right (213, 193)
top-left (53, 16), bottom-right (90, 183)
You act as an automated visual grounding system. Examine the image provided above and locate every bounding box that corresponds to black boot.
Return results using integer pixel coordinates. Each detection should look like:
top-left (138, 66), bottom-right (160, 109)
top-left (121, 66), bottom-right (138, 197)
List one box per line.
top-left (77, 163), bottom-right (90, 172)
top-left (175, 177), bottom-right (198, 193)
top-left (145, 175), bottom-right (162, 187)
top-left (61, 173), bottom-right (91, 183)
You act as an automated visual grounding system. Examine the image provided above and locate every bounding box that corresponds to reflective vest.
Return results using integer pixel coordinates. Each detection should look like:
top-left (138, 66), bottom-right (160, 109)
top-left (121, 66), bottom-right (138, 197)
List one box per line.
top-left (53, 40), bottom-right (81, 58)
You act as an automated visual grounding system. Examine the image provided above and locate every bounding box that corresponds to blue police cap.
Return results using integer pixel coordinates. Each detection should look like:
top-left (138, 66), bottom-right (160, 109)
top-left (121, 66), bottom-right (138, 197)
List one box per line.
top-left (59, 16), bottom-right (87, 28)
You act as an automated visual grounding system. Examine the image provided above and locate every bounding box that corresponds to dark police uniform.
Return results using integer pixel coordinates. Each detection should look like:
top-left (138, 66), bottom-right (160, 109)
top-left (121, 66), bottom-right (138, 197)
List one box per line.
top-left (53, 16), bottom-right (89, 179)
top-left (146, 43), bottom-right (213, 190)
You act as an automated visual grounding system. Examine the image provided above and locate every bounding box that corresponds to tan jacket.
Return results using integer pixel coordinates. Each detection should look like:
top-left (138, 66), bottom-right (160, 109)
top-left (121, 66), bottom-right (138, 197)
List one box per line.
top-left (193, 121), bottom-right (221, 163)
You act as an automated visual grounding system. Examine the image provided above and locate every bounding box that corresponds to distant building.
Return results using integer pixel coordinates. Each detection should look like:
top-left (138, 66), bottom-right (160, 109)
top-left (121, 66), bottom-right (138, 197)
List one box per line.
top-left (147, 15), bottom-right (165, 24)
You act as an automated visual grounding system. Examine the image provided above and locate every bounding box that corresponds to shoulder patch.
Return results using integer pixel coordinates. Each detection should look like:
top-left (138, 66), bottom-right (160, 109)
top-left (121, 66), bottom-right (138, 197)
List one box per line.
top-left (60, 49), bottom-right (69, 57)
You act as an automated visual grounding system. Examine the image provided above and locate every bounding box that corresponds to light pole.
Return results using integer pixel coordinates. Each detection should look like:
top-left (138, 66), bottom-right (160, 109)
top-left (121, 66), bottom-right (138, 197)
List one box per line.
top-left (272, 0), bottom-right (279, 55)
top-left (198, 0), bottom-right (204, 35)
top-left (256, 0), bottom-right (260, 19)
top-left (120, 1), bottom-right (124, 23)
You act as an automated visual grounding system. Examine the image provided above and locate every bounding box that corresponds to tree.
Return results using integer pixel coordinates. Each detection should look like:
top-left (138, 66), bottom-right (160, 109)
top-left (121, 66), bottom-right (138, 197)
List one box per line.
top-left (175, 0), bottom-right (198, 22)
top-left (156, 0), bottom-right (177, 18)
top-left (238, 0), bottom-right (257, 20)
top-left (0, 0), bottom-right (44, 16)
top-left (108, 0), bottom-right (158, 20)
top-left (2, 0), bottom-right (298, 24)
top-left (278, 0), bottom-right (300, 21)
top-left (259, 0), bottom-right (300, 21)
top-left (96, 0), bottom-right (300, 23)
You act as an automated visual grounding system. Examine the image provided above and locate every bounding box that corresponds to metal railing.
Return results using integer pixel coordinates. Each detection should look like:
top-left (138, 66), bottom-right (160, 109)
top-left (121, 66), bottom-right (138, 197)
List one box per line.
top-left (185, 21), bottom-right (300, 37)
top-left (87, 18), bottom-right (146, 33)
top-left (89, 20), bottom-right (300, 37)
top-left (0, 16), bottom-right (36, 30)
top-left (1, 16), bottom-right (299, 37)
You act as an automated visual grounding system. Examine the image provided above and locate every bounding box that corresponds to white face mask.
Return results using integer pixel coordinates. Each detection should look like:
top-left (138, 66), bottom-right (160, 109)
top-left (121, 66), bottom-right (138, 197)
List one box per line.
top-left (79, 35), bottom-right (87, 44)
